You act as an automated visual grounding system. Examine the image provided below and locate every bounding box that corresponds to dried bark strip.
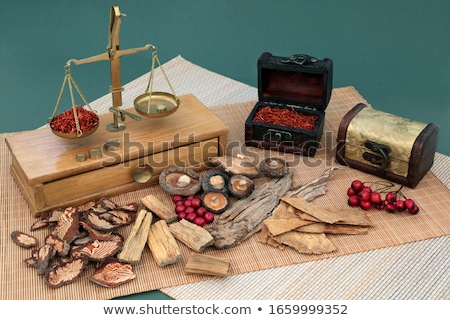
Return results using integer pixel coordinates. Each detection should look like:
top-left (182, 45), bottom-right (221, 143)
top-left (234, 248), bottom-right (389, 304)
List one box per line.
top-left (206, 173), bottom-right (293, 249)
top-left (117, 209), bottom-right (153, 265)
top-left (147, 220), bottom-right (181, 267)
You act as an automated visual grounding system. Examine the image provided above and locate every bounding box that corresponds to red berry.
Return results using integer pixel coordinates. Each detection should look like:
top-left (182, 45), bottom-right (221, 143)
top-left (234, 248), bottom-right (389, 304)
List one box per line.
top-left (191, 197), bottom-right (202, 209)
top-left (347, 187), bottom-right (357, 196)
top-left (395, 199), bottom-right (406, 211)
top-left (374, 200), bottom-right (386, 210)
top-left (360, 200), bottom-right (372, 210)
top-left (385, 203), bottom-right (397, 213)
top-left (370, 192), bottom-right (382, 204)
top-left (184, 199), bottom-right (192, 208)
top-left (175, 204), bottom-right (186, 214)
top-left (172, 195), bottom-right (183, 203)
top-left (408, 205), bottom-right (420, 215)
top-left (385, 192), bottom-right (397, 204)
top-left (175, 200), bottom-right (184, 206)
top-left (358, 191), bottom-right (371, 202)
top-left (405, 198), bottom-right (416, 210)
top-left (361, 186), bottom-right (372, 194)
top-left (186, 195), bottom-right (195, 200)
top-left (203, 212), bottom-right (215, 223)
top-left (196, 206), bottom-right (207, 217)
top-left (185, 206), bottom-right (195, 214)
top-left (177, 212), bottom-right (187, 220)
top-left (348, 195), bottom-right (360, 207)
top-left (193, 216), bottom-right (206, 227)
top-left (186, 212), bottom-right (197, 222)
top-left (351, 180), bottom-right (364, 192)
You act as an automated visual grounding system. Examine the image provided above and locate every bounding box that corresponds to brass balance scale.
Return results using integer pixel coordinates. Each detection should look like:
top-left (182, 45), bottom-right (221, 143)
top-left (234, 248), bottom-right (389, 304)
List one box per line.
top-left (6, 5), bottom-right (229, 216)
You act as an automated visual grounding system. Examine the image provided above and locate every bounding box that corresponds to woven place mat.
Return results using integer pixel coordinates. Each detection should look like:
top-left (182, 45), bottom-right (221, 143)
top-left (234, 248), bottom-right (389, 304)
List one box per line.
top-left (1, 85), bottom-right (449, 300)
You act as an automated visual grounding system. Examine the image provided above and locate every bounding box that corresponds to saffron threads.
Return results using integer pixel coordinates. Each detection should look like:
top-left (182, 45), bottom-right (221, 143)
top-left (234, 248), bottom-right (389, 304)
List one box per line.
top-left (252, 106), bottom-right (319, 130)
top-left (50, 105), bottom-right (99, 134)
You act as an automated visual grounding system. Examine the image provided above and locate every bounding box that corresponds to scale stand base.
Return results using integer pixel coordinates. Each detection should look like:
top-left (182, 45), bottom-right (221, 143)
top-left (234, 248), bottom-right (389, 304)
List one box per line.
top-left (106, 122), bottom-right (126, 132)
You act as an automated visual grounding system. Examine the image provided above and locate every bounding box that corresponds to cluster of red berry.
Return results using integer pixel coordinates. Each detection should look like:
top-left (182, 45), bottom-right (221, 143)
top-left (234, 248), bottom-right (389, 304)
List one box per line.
top-left (172, 195), bottom-right (214, 227)
top-left (347, 180), bottom-right (419, 214)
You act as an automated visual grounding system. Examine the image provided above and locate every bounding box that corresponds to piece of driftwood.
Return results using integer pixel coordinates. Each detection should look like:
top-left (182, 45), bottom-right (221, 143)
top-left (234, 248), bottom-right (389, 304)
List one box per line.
top-left (168, 219), bottom-right (214, 252)
top-left (117, 209), bottom-right (153, 265)
top-left (147, 220), bottom-right (182, 267)
top-left (207, 167), bottom-right (339, 249)
top-left (141, 195), bottom-right (177, 223)
top-left (185, 253), bottom-right (230, 276)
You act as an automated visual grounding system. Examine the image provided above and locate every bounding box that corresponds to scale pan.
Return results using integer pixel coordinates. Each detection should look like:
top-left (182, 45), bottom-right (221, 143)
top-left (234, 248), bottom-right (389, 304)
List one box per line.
top-left (134, 92), bottom-right (180, 118)
top-left (50, 122), bottom-right (99, 139)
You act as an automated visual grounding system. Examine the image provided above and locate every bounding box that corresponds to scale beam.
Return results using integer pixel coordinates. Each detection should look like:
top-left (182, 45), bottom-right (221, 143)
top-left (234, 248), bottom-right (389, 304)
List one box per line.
top-left (65, 5), bottom-right (155, 132)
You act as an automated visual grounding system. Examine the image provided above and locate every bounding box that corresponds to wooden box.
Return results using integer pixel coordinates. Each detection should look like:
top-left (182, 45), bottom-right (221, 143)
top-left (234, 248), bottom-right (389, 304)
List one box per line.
top-left (336, 103), bottom-right (439, 188)
top-left (6, 94), bottom-right (229, 216)
top-left (245, 52), bottom-right (333, 156)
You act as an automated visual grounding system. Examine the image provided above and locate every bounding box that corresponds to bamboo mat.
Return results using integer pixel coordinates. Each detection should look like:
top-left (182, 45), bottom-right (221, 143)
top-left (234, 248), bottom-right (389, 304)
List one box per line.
top-left (1, 56), bottom-right (449, 300)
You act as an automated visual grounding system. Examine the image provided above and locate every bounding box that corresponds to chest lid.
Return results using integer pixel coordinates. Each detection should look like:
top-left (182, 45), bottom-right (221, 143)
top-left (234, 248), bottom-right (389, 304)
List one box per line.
top-left (258, 52), bottom-right (333, 111)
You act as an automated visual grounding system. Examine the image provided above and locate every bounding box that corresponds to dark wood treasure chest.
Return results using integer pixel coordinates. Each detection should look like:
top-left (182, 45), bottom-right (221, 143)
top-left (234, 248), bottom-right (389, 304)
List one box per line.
top-left (336, 103), bottom-right (440, 188)
top-left (245, 52), bottom-right (333, 157)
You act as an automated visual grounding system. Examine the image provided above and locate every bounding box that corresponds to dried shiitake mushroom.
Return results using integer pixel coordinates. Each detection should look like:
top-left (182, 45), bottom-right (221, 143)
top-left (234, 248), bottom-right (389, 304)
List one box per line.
top-left (228, 175), bottom-right (254, 198)
top-left (202, 171), bottom-right (230, 194)
top-left (159, 166), bottom-right (202, 196)
top-left (209, 155), bottom-right (260, 178)
top-left (259, 157), bottom-right (289, 178)
top-left (201, 191), bottom-right (230, 214)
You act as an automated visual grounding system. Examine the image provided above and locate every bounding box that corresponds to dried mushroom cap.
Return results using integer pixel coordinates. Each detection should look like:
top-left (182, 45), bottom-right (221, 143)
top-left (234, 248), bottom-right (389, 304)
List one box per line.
top-left (44, 258), bottom-right (87, 288)
top-left (11, 231), bottom-right (39, 248)
top-left (88, 258), bottom-right (136, 288)
top-left (228, 175), bottom-right (255, 198)
top-left (202, 171), bottom-right (230, 194)
top-left (159, 166), bottom-right (202, 196)
top-left (209, 155), bottom-right (260, 178)
top-left (201, 192), bottom-right (230, 214)
top-left (259, 157), bottom-right (289, 178)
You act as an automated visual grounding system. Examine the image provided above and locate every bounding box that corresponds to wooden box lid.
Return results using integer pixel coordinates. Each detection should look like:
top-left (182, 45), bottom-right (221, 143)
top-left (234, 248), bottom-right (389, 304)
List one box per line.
top-left (258, 52), bottom-right (333, 111)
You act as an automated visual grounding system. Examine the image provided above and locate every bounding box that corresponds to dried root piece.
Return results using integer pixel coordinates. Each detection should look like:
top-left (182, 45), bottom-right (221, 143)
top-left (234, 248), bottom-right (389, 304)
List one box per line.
top-left (11, 231), bottom-right (38, 248)
top-left (141, 194), bottom-right (177, 223)
top-left (78, 238), bottom-right (123, 262)
top-left (117, 209), bottom-right (153, 265)
top-left (88, 258), bottom-right (136, 288)
top-left (37, 244), bottom-right (56, 275)
top-left (168, 219), bottom-right (214, 253)
top-left (44, 234), bottom-right (70, 256)
top-left (51, 207), bottom-right (80, 243)
top-left (147, 220), bottom-right (181, 267)
top-left (185, 253), bottom-right (230, 276)
top-left (30, 219), bottom-right (49, 231)
top-left (44, 258), bottom-right (87, 288)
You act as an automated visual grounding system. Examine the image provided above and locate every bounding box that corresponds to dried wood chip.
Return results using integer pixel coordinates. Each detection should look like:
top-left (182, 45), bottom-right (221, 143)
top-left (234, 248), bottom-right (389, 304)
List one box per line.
top-left (37, 244), bottom-right (56, 275)
top-left (141, 194), bottom-right (177, 223)
top-left (79, 221), bottom-right (113, 240)
top-left (83, 211), bottom-right (117, 231)
top-left (88, 258), bottom-right (136, 288)
top-left (10, 231), bottom-right (39, 248)
top-left (168, 219), bottom-right (214, 252)
top-left (185, 253), bottom-right (230, 276)
top-left (99, 197), bottom-right (119, 210)
top-left (45, 234), bottom-right (70, 256)
top-left (44, 258), bottom-right (87, 288)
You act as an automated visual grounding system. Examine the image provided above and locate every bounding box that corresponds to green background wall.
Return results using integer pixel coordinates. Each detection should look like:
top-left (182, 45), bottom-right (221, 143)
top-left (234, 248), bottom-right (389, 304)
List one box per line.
top-left (1, 0), bottom-right (449, 155)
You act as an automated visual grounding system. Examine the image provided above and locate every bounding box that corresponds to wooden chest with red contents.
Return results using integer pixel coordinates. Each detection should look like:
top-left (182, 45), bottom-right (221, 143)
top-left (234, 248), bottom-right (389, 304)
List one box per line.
top-left (245, 52), bottom-right (333, 157)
